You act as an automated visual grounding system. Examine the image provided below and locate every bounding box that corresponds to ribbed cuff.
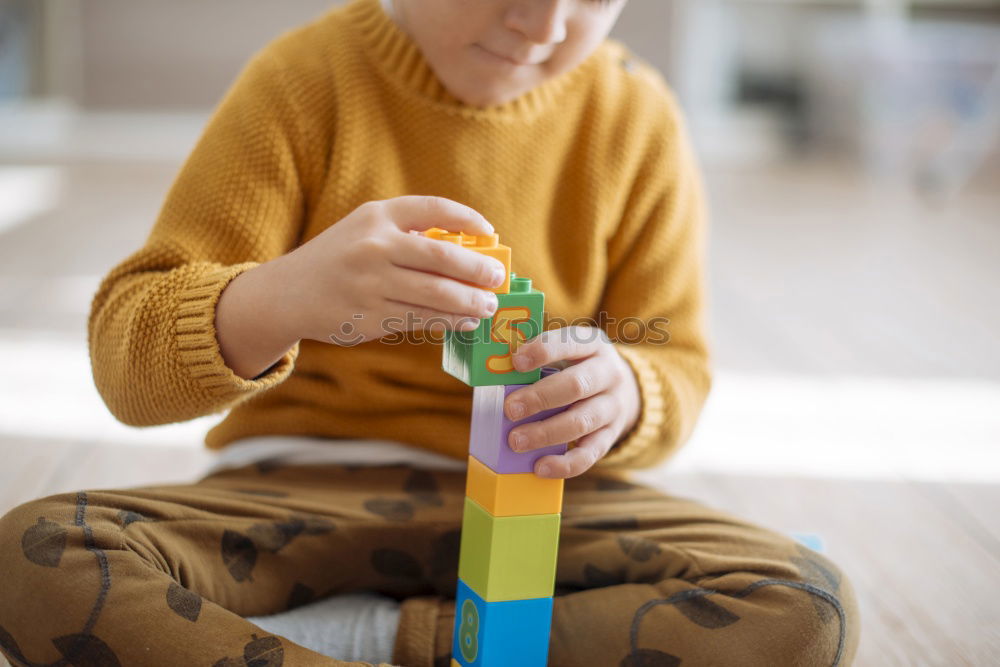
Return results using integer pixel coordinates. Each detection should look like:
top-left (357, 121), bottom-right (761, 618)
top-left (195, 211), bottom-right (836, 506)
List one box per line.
top-left (175, 262), bottom-right (299, 406)
top-left (392, 596), bottom-right (445, 667)
top-left (601, 344), bottom-right (668, 468)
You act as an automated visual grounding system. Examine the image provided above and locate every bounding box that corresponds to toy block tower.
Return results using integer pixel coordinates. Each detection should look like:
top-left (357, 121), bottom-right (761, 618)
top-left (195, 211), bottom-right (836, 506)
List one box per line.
top-left (422, 228), bottom-right (567, 666)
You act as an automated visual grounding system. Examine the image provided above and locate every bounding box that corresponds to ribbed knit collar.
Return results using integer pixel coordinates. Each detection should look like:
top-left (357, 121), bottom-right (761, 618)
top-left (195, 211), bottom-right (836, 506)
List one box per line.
top-left (344, 0), bottom-right (602, 122)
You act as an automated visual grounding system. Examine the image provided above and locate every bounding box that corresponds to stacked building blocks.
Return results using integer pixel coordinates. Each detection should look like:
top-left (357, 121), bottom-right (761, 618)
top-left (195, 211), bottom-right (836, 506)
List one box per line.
top-left (422, 227), bottom-right (512, 295)
top-left (469, 371), bottom-right (567, 473)
top-left (451, 580), bottom-right (553, 667)
top-left (443, 273), bottom-right (544, 387)
top-left (465, 456), bottom-right (563, 517)
top-left (422, 229), bottom-right (568, 666)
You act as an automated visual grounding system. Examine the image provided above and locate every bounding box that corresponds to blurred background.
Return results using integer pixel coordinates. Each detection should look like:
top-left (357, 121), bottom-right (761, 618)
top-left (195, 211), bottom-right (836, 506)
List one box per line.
top-left (0, 0), bottom-right (997, 664)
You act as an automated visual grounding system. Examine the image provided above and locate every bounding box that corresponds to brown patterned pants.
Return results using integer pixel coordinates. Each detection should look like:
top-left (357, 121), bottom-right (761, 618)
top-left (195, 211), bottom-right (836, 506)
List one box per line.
top-left (0, 462), bottom-right (860, 666)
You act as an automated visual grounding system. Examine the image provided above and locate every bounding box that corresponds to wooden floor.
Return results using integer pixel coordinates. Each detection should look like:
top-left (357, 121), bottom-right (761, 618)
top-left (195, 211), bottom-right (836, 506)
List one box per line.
top-left (0, 147), bottom-right (998, 665)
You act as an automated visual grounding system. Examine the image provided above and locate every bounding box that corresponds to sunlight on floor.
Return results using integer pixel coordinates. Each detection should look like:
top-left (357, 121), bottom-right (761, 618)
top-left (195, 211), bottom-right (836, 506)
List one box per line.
top-left (0, 328), bottom-right (221, 447)
top-left (0, 166), bottom-right (63, 234)
top-left (1, 327), bottom-right (997, 483)
top-left (672, 371), bottom-right (1000, 483)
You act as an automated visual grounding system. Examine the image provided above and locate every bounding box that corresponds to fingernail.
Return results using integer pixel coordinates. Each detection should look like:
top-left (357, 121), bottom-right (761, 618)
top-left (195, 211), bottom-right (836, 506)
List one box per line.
top-left (508, 401), bottom-right (525, 420)
top-left (484, 293), bottom-right (498, 315)
top-left (511, 433), bottom-right (527, 452)
top-left (513, 353), bottom-right (529, 370)
top-left (537, 464), bottom-right (551, 476)
top-left (491, 269), bottom-right (505, 287)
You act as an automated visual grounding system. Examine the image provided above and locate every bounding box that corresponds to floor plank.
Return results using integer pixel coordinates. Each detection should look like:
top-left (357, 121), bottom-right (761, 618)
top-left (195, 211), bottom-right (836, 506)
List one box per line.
top-left (0, 437), bottom-right (214, 516)
top-left (913, 482), bottom-right (1000, 558)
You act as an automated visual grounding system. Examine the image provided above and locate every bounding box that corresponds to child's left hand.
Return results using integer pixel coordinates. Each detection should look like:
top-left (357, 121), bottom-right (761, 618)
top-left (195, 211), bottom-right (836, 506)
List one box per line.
top-left (505, 326), bottom-right (641, 479)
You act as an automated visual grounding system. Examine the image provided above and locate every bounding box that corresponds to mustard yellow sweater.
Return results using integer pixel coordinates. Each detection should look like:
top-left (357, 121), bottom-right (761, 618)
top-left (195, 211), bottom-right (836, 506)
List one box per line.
top-left (88, 0), bottom-right (711, 469)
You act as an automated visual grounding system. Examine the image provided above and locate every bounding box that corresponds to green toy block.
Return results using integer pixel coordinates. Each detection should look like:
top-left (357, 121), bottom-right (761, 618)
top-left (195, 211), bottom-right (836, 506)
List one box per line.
top-left (443, 274), bottom-right (544, 387)
top-left (457, 497), bottom-right (560, 602)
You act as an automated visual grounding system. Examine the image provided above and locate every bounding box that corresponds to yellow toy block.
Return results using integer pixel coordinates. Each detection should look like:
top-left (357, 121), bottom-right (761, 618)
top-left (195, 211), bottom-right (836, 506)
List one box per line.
top-left (423, 227), bottom-right (512, 294)
top-left (466, 455), bottom-right (563, 516)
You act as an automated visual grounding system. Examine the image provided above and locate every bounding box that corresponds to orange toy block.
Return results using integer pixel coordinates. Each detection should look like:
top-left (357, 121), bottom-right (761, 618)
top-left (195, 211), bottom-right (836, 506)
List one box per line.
top-left (423, 227), bottom-right (512, 294)
top-left (466, 455), bottom-right (564, 516)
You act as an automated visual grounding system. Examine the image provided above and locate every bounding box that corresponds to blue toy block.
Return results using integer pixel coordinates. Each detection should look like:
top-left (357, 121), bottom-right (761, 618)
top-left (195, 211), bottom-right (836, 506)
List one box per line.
top-left (452, 579), bottom-right (553, 667)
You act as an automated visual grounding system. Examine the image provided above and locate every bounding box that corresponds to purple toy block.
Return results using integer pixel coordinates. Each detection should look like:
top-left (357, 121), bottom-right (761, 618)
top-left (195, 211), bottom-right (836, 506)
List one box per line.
top-left (469, 367), bottom-right (569, 474)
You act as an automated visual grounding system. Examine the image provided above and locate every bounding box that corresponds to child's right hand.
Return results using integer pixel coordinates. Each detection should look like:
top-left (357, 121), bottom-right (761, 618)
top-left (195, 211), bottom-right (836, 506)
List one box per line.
top-left (217, 196), bottom-right (504, 378)
top-left (277, 196), bottom-right (505, 345)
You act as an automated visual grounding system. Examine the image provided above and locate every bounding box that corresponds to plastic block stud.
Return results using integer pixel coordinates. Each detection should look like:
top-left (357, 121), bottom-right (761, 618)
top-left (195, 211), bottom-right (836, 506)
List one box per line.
top-left (466, 455), bottom-right (564, 516)
top-left (457, 498), bottom-right (560, 602)
top-left (443, 274), bottom-right (544, 387)
top-left (469, 367), bottom-right (569, 474)
top-left (451, 579), bottom-right (553, 667)
top-left (423, 227), bottom-right (512, 294)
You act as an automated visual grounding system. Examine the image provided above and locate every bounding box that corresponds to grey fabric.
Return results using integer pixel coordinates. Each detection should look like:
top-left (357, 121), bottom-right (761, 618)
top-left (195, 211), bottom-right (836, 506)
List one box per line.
top-left (248, 592), bottom-right (401, 664)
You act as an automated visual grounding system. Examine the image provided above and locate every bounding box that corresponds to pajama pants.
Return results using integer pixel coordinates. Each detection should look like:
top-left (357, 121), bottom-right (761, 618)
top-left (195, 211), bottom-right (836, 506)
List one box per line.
top-left (0, 461), bottom-right (860, 666)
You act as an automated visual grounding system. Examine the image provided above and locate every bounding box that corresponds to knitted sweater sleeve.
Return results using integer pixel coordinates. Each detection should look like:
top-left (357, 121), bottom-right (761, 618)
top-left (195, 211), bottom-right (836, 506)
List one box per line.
top-left (597, 83), bottom-right (712, 470)
top-left (88, 46), bottom-right (323, 426)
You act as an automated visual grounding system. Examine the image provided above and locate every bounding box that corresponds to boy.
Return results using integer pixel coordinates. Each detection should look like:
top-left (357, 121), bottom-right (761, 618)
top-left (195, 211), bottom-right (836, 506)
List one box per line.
top-left (0, 0), bottom-right (860, 665)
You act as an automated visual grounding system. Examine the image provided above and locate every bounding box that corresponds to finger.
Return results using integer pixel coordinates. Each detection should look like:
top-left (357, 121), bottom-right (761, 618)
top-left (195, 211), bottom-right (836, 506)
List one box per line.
top-left (384, 266), bottom-right (498, 320)
top-left (512, 327), bottom-right (604, 373)
top-left (380, 195), bottom-right (494, 236)
top-left (388, 231), bottom-right (507, 290)
top-left (508, 393), bottom-right (616, 453)
top-left (533, 428), bottom-right (616, 478)
top-left (504, 357), bottom-right (612, 420)
top-left (382, 299), bottom-right (482, 334)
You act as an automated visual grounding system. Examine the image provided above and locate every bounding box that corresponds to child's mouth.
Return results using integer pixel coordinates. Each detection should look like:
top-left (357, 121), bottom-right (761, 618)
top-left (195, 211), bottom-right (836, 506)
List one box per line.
top-left (474, 44), bottom-right (537, 67)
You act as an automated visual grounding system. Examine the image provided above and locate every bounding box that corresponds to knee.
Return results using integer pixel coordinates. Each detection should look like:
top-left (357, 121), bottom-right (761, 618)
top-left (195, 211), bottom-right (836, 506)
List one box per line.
top-left (623, 571), bottom-right (859, 667)
top-left (715, 566), bottom-right (859, 667)
top-left (1, 494), bottom-right (67, 557)
top-left (781, 547), bottom-right (862, 666)
top-left (0, 493), bottom-right (85, 597)
top-left (687, 549), bottom-right (860, 666)
top-left (0, 495), bottom-right (83, 664)
top-left (827, 557), bottom-right (862, 665)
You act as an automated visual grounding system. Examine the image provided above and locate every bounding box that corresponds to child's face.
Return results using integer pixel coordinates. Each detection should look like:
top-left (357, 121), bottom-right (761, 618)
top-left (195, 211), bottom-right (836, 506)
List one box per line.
top-left (392, 0), bottom-right (627, 107)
